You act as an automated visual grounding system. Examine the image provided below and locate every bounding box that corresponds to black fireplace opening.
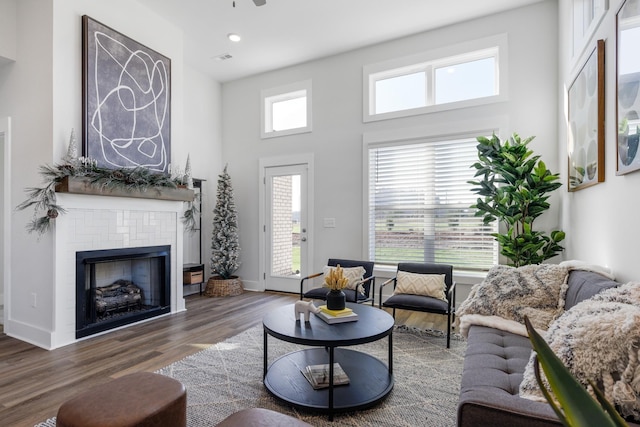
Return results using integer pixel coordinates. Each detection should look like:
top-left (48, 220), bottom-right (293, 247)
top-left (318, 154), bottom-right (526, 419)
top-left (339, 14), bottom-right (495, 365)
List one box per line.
top-left (76, 245), bottom-right (171, 339)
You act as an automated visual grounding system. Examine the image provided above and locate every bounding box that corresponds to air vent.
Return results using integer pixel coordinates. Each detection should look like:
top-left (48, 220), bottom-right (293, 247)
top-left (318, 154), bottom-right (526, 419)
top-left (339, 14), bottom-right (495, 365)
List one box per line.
top-left (213, 53), bottom-right (233, 61)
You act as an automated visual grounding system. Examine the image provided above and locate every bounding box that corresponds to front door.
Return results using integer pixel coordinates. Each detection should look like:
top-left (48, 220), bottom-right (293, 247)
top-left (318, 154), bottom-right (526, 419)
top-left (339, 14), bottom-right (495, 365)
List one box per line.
top-left (264, 163), bottom-right (310, 293)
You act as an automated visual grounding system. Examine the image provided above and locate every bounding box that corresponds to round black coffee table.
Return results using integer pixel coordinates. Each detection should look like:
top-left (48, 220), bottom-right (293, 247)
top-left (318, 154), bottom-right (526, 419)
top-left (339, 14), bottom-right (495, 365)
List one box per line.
top-left (262, 302), bottom-right (394, 420)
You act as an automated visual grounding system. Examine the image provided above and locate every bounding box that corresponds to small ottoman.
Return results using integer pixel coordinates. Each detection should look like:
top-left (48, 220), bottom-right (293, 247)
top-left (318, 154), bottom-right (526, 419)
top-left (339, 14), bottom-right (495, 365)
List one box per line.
top-left (215, 408), bottom-right (312, 427)
top-left (57, 372), bottom-right (186, 427)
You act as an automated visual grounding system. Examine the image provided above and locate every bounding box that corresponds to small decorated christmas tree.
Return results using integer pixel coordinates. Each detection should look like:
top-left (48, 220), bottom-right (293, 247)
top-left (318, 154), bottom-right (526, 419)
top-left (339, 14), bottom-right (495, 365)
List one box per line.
top-left (210, 164), bottom-right (240, 279)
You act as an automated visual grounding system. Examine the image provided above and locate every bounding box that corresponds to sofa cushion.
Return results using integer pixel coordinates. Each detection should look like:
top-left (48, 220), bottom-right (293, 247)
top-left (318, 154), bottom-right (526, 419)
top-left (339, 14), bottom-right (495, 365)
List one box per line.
top-left (563, 269), bottom-right (620, 310)
top-left (458, 325), bottom-right (561, 427)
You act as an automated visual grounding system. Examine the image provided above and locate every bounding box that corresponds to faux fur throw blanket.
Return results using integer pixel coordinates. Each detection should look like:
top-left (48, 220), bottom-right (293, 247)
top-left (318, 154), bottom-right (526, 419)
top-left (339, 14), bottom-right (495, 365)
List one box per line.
top-left (456, 264), bottom-right (569, 338)
top-left (519, 282), bottom-right (640, 421)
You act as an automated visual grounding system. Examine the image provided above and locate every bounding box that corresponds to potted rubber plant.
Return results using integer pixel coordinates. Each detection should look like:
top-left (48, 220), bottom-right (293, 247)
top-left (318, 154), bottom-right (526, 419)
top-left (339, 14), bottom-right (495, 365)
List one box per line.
top-left (469, 133), bottom-right (565, 267)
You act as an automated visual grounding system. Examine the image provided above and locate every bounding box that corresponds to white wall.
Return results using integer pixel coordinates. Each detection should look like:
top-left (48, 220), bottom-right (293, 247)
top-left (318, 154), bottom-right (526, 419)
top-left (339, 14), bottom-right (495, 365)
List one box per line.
top-left (0, 0), bottom-right (17, 62)
top-left (558, 0), bottom-right (640, 283)
top-left (222, 1), bottom-right (559, 293)
top-left (182, 66), bottom-right (223, 271)
top-left (0, 126), bottom-right (4, 309)
top-left (2, 0), bottom-right (55, 347)
top-left (3, 0), bottom-right (222, 348)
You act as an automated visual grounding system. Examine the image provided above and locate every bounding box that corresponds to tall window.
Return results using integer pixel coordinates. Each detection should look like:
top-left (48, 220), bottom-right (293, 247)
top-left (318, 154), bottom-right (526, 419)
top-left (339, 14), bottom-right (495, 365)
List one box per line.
top-left (367, 136), bottom-right (498, 270)
top-left (261, 80), bottom-right (312, 139)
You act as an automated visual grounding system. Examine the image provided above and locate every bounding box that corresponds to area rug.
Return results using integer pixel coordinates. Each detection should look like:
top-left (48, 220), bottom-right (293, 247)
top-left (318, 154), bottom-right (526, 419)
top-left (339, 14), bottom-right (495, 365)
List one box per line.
top-left (35, 325), bottom-right (466, 427)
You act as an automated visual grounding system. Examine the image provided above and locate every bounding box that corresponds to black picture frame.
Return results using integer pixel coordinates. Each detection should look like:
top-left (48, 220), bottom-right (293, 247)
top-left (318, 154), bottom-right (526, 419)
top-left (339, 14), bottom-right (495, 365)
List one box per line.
top-left (82, 15), bottom-right (171, 173)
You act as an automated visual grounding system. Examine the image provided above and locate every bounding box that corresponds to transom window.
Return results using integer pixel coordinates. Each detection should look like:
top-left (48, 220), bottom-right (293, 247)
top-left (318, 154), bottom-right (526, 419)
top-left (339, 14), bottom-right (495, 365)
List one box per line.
top-left (261, 80), bottom-right (312, 139)
top-left (363, 34), bottom-right (507, 122)
top-left (366, 135), bottom-right (498, 271)
top-left (434, 56), bottom-right (496, 104)
top-left (375, 71), bottom-right (426, 114)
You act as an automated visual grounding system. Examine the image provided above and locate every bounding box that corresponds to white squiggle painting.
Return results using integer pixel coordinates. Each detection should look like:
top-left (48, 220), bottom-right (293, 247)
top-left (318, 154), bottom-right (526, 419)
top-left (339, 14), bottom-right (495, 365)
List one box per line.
top-left (84, 16), bottom-right (171, 173)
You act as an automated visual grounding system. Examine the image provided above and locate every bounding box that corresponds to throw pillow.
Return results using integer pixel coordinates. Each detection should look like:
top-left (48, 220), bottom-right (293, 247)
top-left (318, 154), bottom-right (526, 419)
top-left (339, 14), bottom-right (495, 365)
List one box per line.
top-left (393, 271), bottom-right (447, 301)
top-left (519, 282), bottom-right (640, 421)
top-left (455, 264), bottom-right (569, 332)
top-left (322, 266), bottom-right (366, 293)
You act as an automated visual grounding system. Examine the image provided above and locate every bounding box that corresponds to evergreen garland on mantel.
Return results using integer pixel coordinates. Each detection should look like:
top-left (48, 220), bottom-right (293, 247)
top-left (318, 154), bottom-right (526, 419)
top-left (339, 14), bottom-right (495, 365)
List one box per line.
top-left (17, 159), bottom-right (196, 236)
top-left (210, 164), bottom-right (240, 279)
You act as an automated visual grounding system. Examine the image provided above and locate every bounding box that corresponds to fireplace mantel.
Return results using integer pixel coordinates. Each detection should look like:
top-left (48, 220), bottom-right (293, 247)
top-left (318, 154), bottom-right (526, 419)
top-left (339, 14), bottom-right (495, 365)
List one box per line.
top-left (55, 176), bottom-right (195, 202)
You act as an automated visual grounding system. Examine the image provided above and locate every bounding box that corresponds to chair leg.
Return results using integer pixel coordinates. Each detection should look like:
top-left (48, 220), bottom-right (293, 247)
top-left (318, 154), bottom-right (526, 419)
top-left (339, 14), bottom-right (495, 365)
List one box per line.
top-left (392, 308), bottom-right (396, 319)
top-left (446, 313), bottom-right (451, 349)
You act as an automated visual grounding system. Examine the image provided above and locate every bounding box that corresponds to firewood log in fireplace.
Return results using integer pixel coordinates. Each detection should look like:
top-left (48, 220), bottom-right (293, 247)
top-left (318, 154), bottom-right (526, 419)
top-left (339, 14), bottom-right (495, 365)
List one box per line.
top-left (95, 279), bottom-right (143, 315)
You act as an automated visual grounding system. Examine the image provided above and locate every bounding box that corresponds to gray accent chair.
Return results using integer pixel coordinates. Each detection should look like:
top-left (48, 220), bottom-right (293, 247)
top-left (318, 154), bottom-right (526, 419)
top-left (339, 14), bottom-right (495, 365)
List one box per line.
top-left (379, 262), bottom-right (455, 348)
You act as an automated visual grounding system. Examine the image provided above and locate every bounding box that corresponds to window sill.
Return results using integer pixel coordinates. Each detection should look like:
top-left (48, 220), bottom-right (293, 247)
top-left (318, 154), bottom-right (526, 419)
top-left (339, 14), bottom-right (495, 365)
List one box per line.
top-left (373, 264), bottom-right (487, 285)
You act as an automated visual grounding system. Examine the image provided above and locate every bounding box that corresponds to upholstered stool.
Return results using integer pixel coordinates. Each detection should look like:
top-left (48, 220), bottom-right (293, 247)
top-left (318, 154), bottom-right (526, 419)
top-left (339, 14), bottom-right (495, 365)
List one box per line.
top-left (57, 372), bottom-right (186, 427)
top-left (216, 408), bottom-right (312, 427)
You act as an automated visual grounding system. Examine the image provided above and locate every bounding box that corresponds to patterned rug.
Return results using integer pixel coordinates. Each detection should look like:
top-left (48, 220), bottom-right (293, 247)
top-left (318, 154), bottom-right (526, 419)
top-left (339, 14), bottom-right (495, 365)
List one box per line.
top-left (35, 325), bottom-right (466, 427)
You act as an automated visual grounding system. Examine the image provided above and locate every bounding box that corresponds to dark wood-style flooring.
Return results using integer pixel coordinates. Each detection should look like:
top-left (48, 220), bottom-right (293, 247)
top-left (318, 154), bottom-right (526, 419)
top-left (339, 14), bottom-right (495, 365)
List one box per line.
top-left (0, 291), bottom-right (447, 427)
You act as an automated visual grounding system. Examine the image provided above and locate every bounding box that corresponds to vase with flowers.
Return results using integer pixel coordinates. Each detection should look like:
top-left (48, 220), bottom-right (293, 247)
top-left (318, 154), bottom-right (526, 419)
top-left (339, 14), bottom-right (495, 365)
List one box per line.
top-left (324, 265), bottom-right (348, 310)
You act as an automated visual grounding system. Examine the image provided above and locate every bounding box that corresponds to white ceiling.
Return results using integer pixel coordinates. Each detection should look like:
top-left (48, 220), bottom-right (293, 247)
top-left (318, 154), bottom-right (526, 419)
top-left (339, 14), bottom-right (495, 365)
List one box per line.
top-left (138, 0), bottom-right (545, 83)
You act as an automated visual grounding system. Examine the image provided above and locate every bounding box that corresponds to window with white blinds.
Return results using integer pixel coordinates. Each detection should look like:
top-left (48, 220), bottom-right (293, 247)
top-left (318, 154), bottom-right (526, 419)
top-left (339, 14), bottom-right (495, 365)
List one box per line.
top-left (367, 136), bottom-right (498, 271)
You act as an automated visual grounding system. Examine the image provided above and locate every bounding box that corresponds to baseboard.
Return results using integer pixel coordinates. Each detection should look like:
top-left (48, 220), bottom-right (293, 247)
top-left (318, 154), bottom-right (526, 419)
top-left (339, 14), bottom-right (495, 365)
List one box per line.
top-left (4, 319), bottom-right (53, 350)
top-left (241, 279), bottom-right (261, 292)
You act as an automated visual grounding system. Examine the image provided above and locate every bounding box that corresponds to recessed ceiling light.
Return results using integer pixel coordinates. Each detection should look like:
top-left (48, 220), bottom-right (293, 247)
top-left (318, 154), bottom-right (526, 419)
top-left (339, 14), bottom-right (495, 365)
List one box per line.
top-left (227, 33), bottom-right (241, 42)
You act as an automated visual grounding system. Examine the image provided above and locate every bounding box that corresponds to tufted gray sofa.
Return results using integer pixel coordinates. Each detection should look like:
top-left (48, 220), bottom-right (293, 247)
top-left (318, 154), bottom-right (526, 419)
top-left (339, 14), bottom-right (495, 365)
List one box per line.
top-left (457, 269), bottom-right (640, 427)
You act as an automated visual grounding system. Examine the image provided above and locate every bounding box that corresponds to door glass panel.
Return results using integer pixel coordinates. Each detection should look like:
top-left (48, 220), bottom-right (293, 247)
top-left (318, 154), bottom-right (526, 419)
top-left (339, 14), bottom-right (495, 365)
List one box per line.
top-left (270, 174), bottom-right (301, 277)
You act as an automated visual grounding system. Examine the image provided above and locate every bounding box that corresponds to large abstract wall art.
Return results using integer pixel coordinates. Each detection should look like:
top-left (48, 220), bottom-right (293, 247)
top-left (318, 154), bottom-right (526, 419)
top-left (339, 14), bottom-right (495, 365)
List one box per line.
top-left (82, 16), bottom-right (171, 173)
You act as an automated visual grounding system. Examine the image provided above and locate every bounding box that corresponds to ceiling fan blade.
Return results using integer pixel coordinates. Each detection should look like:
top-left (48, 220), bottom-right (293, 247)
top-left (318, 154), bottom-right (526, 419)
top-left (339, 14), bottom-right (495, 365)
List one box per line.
top-left (253, 0), bottom-right (266, 6)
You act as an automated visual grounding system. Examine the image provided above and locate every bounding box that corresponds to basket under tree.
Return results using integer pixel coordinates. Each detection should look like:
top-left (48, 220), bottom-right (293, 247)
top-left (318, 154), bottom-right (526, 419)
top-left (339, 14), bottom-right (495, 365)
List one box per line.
top-left (205, 164), bottom-right (243, 297)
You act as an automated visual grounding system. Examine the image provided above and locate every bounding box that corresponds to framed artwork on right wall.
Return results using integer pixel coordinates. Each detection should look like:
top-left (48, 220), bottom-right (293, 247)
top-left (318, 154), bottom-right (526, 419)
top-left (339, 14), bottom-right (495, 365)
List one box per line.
top-left (567, 39), bottom-right (605, 191)
top-left (616, 0), bottom-right (640, 175)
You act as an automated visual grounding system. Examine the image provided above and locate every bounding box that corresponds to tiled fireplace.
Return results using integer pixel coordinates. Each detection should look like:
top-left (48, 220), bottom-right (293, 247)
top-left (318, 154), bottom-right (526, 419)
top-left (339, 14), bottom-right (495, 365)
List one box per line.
top-left (52, 192), bottom-right (186, 349)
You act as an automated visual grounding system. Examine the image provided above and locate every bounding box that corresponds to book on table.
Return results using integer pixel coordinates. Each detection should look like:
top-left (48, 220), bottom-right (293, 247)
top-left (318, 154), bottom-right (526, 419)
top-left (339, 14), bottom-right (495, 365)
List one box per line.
top-left (318, 305), bottom-right (353, 317)
top-left (301, 363), bottom-right (350, 389)
top-left (314, 309), bottom-right (358, 324)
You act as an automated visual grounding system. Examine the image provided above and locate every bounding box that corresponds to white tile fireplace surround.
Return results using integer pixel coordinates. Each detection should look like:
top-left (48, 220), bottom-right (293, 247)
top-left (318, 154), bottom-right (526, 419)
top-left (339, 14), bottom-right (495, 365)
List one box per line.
top-left (51, 192), bottom-right (186, 349)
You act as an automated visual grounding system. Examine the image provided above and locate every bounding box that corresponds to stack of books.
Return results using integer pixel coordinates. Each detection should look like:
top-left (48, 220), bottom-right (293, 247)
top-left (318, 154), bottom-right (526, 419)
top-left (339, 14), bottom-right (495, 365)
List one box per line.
top-left (313, 305), bottom-right (358, 324)
top-left (301, 363), bottom-right (350, 389)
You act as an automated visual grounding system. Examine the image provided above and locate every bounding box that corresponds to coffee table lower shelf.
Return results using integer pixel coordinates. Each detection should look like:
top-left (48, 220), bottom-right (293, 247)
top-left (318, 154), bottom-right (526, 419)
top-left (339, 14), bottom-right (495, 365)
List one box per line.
top-left (264, 347), bottom-right (394, 414)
